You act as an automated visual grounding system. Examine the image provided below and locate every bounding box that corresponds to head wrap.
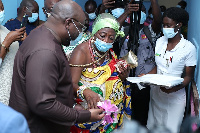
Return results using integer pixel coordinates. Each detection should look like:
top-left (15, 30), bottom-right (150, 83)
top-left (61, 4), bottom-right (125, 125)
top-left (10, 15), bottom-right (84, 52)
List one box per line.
top-left (92, 13), bottom-right (125, 38)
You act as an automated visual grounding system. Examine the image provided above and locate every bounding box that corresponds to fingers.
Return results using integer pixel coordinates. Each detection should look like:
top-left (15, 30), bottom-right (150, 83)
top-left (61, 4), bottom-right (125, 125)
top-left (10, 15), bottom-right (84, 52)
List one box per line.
top-left (99, 113), bottom-right (106, 119)
top-left (127, 3), bottom-right (140, 12)
top-left (138, 73), bottom-right (145, 77)
top-left (87, 97), bottom-right (100, 109)
top-left (21, 32), bottom-right (27, 41)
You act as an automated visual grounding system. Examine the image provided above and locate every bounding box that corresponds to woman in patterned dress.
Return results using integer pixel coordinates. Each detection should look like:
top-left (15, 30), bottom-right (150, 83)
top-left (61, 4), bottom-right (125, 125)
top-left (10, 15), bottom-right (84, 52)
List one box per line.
top-left (69, 13), bottom-right (132, 133)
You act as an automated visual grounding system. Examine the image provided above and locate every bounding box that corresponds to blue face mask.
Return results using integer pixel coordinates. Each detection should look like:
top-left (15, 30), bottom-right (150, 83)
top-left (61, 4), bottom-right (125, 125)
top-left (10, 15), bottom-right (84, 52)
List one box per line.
top-left (133, 11), bottom-right (146, 24)
top-left (111, 8), bottom-right (125, 18)
top-left (94, 38), bottom-right (113, 52)
top-left (0, 10), bottom-right (5, 25)
top-left (28, 13), bottom-right (39, 23)
top-left (70, 32), bottom-right (83, 46)
top-left (88, 12), bottom-right (96, 20)
top-left (149, 14), bottom-right (153, 19)
top-left (176, 5), bottom-right (181, 8)
top-left (163, 27), bottom-right (179, 38)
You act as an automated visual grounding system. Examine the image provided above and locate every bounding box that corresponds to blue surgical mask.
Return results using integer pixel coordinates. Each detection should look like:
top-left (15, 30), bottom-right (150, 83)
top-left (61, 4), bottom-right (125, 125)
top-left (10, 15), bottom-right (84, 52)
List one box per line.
top-left (176, 5), bottom-right (181, 8)
top-left (149, 14), bottom-right (153, 19)
top-left (111, 8), bottom-right (125, 18)
top-left (94, 38), bottom-right (113, 52)
top-left (0, 10), bottom-right (5, 25)
top-left (28, 13), bottom-right (39, 23)
top-left (163, 27), bottom-right (178, 38)
top-left (70, 32), bottom-right (83, 46)
top-left (88, 12), bottom-right (96, 20)
top-left (133, 11), bottom-right (146, 24)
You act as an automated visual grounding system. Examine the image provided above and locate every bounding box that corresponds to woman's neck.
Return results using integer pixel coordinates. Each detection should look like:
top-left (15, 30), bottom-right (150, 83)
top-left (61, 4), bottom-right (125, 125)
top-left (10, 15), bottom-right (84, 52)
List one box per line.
top-left (167, 33), bottom-right (182, 51)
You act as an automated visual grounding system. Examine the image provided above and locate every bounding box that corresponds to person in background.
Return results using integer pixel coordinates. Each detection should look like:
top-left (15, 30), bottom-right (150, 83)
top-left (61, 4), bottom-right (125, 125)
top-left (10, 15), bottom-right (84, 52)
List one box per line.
top-left (0, 102), bottom-right (30, 133)
top-left (42, 0), bottom-right (60, 19)
top-left (144, 7), bottom-right (196, 133)
top-left (0, 0), bottom-right (26, 105)
top-left (4, 0), bottom-right (38, 46)
top-left (9, 0), bottom-right (104, 133)
top-left (177, 0), bottom-right (188, 39)
top-left (85, 0), bottom-right (97, 32)
top-left (177, 0), bottom-right (187, 9)
top-left (115, 0), bottom-right (162, 126)
top-left (144, 6), bottom-right (153, 26)
top-left (160, 5), bottom-right (166, 15)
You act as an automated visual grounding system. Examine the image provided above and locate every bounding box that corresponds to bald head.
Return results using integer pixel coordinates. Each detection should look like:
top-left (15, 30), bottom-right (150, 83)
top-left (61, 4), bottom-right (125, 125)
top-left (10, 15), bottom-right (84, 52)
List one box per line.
top-left (51, 0), bottom-right (85, 24)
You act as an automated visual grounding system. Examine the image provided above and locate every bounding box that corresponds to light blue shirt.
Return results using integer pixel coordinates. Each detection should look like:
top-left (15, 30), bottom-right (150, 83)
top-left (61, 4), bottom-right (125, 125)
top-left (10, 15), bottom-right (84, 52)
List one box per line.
top-left (0, 103), bottom-right (30, 133)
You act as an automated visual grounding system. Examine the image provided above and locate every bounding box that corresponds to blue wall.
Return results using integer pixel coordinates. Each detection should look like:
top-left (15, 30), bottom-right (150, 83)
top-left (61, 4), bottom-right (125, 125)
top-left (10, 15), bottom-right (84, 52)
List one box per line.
top-left (2, 0), bottom-right (18, 25)
top-left (187, 0), bottom-right (200, 93)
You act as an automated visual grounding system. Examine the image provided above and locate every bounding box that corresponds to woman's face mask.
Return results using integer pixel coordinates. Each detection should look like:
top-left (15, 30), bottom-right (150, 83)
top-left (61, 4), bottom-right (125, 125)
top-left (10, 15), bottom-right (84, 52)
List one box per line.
top-left (28, 13), bottom-right (39, 23)
top-left (133, 11), bottom-right (147, 24)
top-left (88, 12), bottom-right (96, 20)
top-left (111, 8), bottom-right (125, 18)
top-left (94, 38), bottom-right (113, 53)
top-left (163, 24), bottom-right (179, 38)
top-left (0, 10), bottom-right (5, 25)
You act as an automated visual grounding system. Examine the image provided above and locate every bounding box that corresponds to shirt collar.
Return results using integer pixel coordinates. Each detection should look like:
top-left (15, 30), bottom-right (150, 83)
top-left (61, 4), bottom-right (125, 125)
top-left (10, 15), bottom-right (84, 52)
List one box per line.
top-left (163, 34), bottom-right (186, 52)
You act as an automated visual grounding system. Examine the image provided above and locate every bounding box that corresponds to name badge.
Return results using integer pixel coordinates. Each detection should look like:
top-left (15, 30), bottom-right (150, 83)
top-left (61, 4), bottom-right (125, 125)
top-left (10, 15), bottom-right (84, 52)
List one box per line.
top-left (155, 53), bottom-right (161, 56)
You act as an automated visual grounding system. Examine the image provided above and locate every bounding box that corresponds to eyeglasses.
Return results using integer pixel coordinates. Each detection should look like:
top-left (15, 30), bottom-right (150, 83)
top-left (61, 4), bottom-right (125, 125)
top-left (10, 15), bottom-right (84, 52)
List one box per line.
top-left (72, 19), bottom-right (87, 32)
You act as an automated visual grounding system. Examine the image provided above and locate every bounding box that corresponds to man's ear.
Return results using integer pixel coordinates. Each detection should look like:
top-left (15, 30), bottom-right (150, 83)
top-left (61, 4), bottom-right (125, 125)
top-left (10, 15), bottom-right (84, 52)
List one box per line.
top-left (22, 6), bottom-right (27, 14)
top-left (65, 18), bottom-right (72, 29)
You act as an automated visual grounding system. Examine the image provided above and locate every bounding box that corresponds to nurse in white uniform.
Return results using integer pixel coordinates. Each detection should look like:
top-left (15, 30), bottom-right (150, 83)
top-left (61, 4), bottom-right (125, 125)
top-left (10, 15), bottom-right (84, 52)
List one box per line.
top-left (143, 7), bottom-right (197, 133)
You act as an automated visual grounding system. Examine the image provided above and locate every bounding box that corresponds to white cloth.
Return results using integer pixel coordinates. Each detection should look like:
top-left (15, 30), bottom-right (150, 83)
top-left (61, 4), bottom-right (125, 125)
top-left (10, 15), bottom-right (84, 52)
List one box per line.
top-left (147, 35), bottom-right (197, 133)
top-left (0, 25), bottom-right (19, 105)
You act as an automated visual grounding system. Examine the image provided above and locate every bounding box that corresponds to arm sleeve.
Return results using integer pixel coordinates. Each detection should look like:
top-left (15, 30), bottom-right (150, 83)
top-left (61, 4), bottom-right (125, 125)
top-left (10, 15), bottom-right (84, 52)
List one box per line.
top-left (25, 50), bottom-right (90, 126)
top-left (185, 44), bottom-right (197, 67)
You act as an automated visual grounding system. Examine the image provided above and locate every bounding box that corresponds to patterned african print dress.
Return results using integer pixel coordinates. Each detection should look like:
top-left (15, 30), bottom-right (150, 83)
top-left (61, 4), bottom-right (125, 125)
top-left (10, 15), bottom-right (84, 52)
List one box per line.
top-left (70, 49), bottom-right (132, 133)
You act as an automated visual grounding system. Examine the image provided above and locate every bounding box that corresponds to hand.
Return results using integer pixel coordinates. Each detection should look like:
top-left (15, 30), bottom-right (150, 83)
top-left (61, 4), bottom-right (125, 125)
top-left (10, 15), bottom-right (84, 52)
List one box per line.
top-left (21, 32), bottom-right (27, 41)
top-left (74, 104), bottom-right (85, 111)
top-left (89, 109), bottom-right (105, 122)
top-left (102, 0), bottom-right (115, 10)
top-left (125, 2), bottom-right (140, 15)
top-left (4, 27), bottom-right (26, 46)
top-left (160, 87), bottom-right (174, 94)
top-left (138, 73), bottom-right (145, 77)
top-left (83, 89), bottom-right (101, 109)
top-left (118, 65), bottom-right (130, 81)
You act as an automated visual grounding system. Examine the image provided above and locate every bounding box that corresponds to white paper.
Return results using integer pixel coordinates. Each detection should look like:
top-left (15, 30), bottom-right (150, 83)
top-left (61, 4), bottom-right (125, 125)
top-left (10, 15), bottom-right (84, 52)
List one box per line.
top-left (127, 74), bottom-right (184, 88)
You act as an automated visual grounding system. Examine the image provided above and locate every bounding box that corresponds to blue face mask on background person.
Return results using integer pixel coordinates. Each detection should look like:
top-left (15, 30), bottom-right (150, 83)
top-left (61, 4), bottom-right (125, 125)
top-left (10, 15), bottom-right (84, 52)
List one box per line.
top-left (88, 12), bottom-right (97, 20)
top-left (163, 26), bottom-right (179, 38)
top-left (111, 8), bottom-right (125, 18)
top-left (28, 13), bottom-right (39, 23)
top-left (176, 5), bottom-right (181, 8)
top-left (94, 38), bottom-right (113, 52)
top-left (70, 32), bottom-right (83, 46)
top-left (0, 10), bottom-right (5, 25)
top-left (133, 11), bottom-right (146, 24)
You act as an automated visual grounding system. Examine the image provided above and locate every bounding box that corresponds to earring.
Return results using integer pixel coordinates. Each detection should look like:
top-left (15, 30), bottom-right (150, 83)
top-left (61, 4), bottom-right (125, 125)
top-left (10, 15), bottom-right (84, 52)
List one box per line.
top-left (91, 36), bottom-right (95, 43)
